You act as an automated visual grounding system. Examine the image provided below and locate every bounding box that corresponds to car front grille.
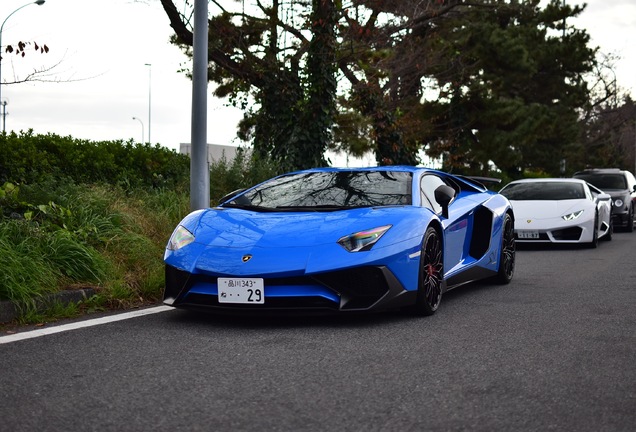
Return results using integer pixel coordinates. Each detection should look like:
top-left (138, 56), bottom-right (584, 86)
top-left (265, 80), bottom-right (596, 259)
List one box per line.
top-left (165, 265), bottom-right (394, 311)
top-left (551, 227), bottom-right (583, 241)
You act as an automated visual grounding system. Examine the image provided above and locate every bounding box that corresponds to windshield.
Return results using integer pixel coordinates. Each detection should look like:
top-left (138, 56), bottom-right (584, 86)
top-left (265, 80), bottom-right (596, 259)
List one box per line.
top-left (574, 173), bottom-right (626, 190)
top-left (224, 171), bottom-right (412, 210)
top-left (500, 182), bottom-right (585, 201)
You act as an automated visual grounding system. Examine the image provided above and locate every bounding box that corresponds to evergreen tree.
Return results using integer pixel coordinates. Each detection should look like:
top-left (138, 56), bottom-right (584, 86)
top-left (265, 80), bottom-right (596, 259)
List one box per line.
top-left (421, 0), bottom-right (595, 177)
top-left (159, 1), bottom-right (601, 175)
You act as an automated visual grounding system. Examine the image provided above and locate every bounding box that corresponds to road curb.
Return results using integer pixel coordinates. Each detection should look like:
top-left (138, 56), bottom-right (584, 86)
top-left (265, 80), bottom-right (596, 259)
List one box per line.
top-left (0, 289), bottom-right (96, 324)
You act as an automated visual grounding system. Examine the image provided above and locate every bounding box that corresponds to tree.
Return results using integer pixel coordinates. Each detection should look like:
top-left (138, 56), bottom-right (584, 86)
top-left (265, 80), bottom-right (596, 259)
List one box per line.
top-left (334, 0), bottom-right (467, 165)
top-left (565, 51), bottom-right (635, 173)
top-left (159, 0), bottom-right (600, 175)
top-left (1, 40), bottom-right (54, 87)
top-left (160, 0), bottom-right (466, 167)
top-left (160, 0), bottom-right (337, 171)
top-left (418, 0), bottom-right (595, 177)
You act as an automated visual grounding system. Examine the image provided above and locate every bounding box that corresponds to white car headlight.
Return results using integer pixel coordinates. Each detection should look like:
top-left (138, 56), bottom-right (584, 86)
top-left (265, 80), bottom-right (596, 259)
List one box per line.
top-left (337, 225), bottom-right (391, 252)
top-left (562, 210), bottom-right (584, 221)
top-left (167, 225), bottom-right (195, 251)
top-left (614, 199), bottom-right (624, 207)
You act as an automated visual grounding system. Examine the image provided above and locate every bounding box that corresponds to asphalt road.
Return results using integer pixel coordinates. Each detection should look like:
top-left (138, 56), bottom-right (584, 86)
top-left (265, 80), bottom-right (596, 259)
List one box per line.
top-left (1, 233), bottom-right (635, 432)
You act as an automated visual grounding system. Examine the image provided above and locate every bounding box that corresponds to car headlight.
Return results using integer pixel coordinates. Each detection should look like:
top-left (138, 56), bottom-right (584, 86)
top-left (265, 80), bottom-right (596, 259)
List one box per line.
top-left (614, 199), bottom-right (623, 207)
top-left (337, 225), bottom-right (391, 252)
top-left (167, 225), bottom-right (195, 251)
top-left (562, 210), bottom-right (584, 221)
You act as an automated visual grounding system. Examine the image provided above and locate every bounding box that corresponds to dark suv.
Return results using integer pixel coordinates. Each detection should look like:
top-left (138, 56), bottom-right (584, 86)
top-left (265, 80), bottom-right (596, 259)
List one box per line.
top-left (573, 168), bottom-right (636, 232)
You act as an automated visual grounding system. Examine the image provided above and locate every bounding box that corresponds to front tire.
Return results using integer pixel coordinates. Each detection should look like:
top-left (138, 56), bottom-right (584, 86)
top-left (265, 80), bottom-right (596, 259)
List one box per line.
top-left (494, 212), bottom-right (515, 284)
top-left (627, 206), bottom-right (634, 233)
top-left (587, 212), bottom-right (599, 248)
top-left (605, 219), bottom-right (613, 241)
top-left (413, 226), bottom-right (444, 316)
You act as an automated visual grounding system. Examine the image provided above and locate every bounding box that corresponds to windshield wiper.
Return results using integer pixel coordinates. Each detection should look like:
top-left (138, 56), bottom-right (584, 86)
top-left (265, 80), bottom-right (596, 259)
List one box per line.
top-left (274, 204), bottom-right (373, 212)
top-left (220, 203), bottom-right (278, 212)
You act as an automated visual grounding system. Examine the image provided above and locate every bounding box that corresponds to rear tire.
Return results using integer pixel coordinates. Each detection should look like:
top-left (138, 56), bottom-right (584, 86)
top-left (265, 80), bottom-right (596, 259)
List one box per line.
top-left (413, 226), bottom-right (444, 316)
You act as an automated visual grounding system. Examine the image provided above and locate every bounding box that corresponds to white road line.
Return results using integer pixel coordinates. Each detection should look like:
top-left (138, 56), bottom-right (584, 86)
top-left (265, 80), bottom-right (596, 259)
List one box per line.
top-left (0, 305), bottom-right (174, 345)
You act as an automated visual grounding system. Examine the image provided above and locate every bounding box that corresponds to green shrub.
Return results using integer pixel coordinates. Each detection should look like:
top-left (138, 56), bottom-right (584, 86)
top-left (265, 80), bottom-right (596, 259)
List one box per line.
top-left (209, 149), bottom-right (280, 203)
top-left (0, 132), bottom-right (285, 322)
top-left (0, 130), bottom-right (189, 190)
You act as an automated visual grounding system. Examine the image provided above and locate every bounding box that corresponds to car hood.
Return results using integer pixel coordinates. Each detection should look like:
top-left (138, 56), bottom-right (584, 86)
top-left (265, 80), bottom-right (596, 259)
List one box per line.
top-left (189, 207), bottom-right (416, 248)
top-left (602, 190), bottom-right (630, 198)
top-left (509, 200), bottom-right (590, 219)
top-left (168, 206), bottom-right (427, 276)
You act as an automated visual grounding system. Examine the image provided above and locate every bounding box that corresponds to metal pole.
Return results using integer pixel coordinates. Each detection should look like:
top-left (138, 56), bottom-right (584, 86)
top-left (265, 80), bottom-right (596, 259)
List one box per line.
top-left (0, 0), bottom-right (45, 133)
top-left (1, 101), bottom-right (6, 131)
top-left (144, 63), bottom-right (151, 144)
top-left (190, 0), bottom-right (209, 210)
top-left (132, 116), bottom-right (144, 144)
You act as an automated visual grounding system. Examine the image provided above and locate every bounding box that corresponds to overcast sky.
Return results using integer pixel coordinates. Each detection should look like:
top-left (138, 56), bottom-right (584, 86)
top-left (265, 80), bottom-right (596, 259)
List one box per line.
top-left (1, 0), bottom-right (634, 155)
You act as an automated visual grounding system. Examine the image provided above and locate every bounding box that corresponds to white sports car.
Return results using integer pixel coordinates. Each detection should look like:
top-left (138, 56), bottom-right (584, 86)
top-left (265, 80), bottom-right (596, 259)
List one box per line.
top-left (499, 178), bottom-right (613, 247)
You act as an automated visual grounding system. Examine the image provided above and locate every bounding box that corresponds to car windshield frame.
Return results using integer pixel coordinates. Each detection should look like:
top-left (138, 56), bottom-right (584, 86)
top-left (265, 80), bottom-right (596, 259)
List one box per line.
top-left (500, 181), bottom-right (587, 201)
top-left (222, 170), bottom-right (413, 211)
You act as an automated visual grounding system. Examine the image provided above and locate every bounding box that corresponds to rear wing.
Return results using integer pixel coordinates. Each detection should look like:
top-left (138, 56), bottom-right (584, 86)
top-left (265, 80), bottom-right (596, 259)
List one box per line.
top-left (457, 175), bottom-right (502, 189)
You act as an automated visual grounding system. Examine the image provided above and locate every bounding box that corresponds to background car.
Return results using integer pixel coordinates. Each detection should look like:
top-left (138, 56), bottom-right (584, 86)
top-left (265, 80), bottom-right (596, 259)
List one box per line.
top-left (163, 167), bottom-right (515, 317)
top-left (572, 168), bottom-right (636, 232)
top-left (499, 178), bottom-right (612, 247)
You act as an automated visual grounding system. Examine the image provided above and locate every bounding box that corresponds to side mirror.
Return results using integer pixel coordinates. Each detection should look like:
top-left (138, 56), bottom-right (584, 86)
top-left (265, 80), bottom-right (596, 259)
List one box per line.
top-left (434, 184), bottom-right (456, 219)
top-left (597, 193), bottom-right (611, 201)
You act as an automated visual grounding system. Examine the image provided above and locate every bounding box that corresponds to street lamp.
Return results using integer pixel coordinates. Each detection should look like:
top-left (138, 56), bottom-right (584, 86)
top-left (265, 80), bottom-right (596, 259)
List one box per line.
top-left (0, 0), bottom-right (45, 132)
top-left (132, 116), bottom-right (144, 144)
top-left (145, 63), bottom-right (151, 144)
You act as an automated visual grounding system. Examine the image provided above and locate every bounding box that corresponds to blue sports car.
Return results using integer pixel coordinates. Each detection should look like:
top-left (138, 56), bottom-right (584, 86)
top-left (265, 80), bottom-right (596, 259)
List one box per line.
top-left (163, 167), bottom-right (515, 316)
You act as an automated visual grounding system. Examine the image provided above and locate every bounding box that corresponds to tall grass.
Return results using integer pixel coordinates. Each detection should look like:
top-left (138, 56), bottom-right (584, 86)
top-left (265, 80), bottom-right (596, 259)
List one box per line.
top-left (0, 222), bottom-right (58, 304)
top-left (1, 149), bottom-right (279, 321)
top-left (0, 180), bottom-right (189, 315)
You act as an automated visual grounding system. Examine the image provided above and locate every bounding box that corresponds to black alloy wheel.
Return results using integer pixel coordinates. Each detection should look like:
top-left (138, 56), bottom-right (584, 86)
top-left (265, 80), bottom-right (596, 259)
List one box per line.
top-left (494, 212), bottom-right (515, 284)
top-left (413, 226), bottom-right (444, 316)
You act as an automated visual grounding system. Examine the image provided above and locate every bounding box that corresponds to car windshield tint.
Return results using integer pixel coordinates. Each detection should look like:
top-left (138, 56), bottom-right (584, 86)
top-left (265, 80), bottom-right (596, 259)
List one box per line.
top-left (500, 182), bottom-right (585, 200)
top-left (575, 173), bottom-right (626, 190)
top-left (233, 171), bottom-right (412, 209)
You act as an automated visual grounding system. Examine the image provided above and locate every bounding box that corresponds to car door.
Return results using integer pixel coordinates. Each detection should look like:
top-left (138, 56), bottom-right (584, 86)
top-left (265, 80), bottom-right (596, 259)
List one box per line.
top-left (587, 183), bottom-right (611, 230)
top-left (420, 174), bottom-right (473, 278)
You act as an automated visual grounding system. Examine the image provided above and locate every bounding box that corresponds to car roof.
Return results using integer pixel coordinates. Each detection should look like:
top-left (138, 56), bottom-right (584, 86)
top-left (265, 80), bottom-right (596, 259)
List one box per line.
top-left (506, 178), bottom-right (587, 184)
top-left (301, 166), bottom-right (437, 174)
top-left (280, 166), bottom-right (491, 193)
top-left (573, 168), bottom-right (624, 175)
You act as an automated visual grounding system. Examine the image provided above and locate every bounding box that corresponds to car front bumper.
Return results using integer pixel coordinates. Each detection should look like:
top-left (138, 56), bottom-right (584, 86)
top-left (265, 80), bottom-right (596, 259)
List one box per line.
top-left (163, 264), bottom-right (417, 315)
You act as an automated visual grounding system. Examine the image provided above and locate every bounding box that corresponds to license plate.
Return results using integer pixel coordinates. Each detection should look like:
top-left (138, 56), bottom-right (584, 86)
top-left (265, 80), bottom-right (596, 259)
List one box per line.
top-left (218, 278), bottom-right (265, 304)
top-left (518, 230), bottom-right (539, 239)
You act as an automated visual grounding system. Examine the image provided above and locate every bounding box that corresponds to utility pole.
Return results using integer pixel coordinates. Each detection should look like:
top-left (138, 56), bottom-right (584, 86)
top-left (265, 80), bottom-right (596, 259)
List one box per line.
top-left (190, 0), bottom-right (209, 210)
top-left (145, 63), bottom-right (151, 144)
top-left (1, 101), bottom-right (6, 132)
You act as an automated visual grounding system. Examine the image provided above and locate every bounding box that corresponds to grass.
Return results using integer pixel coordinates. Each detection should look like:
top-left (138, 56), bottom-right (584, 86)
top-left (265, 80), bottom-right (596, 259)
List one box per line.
top-left (0, 180), bottom-right (190, 324)
top-left (0, 151), bottom-right (277, 326)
